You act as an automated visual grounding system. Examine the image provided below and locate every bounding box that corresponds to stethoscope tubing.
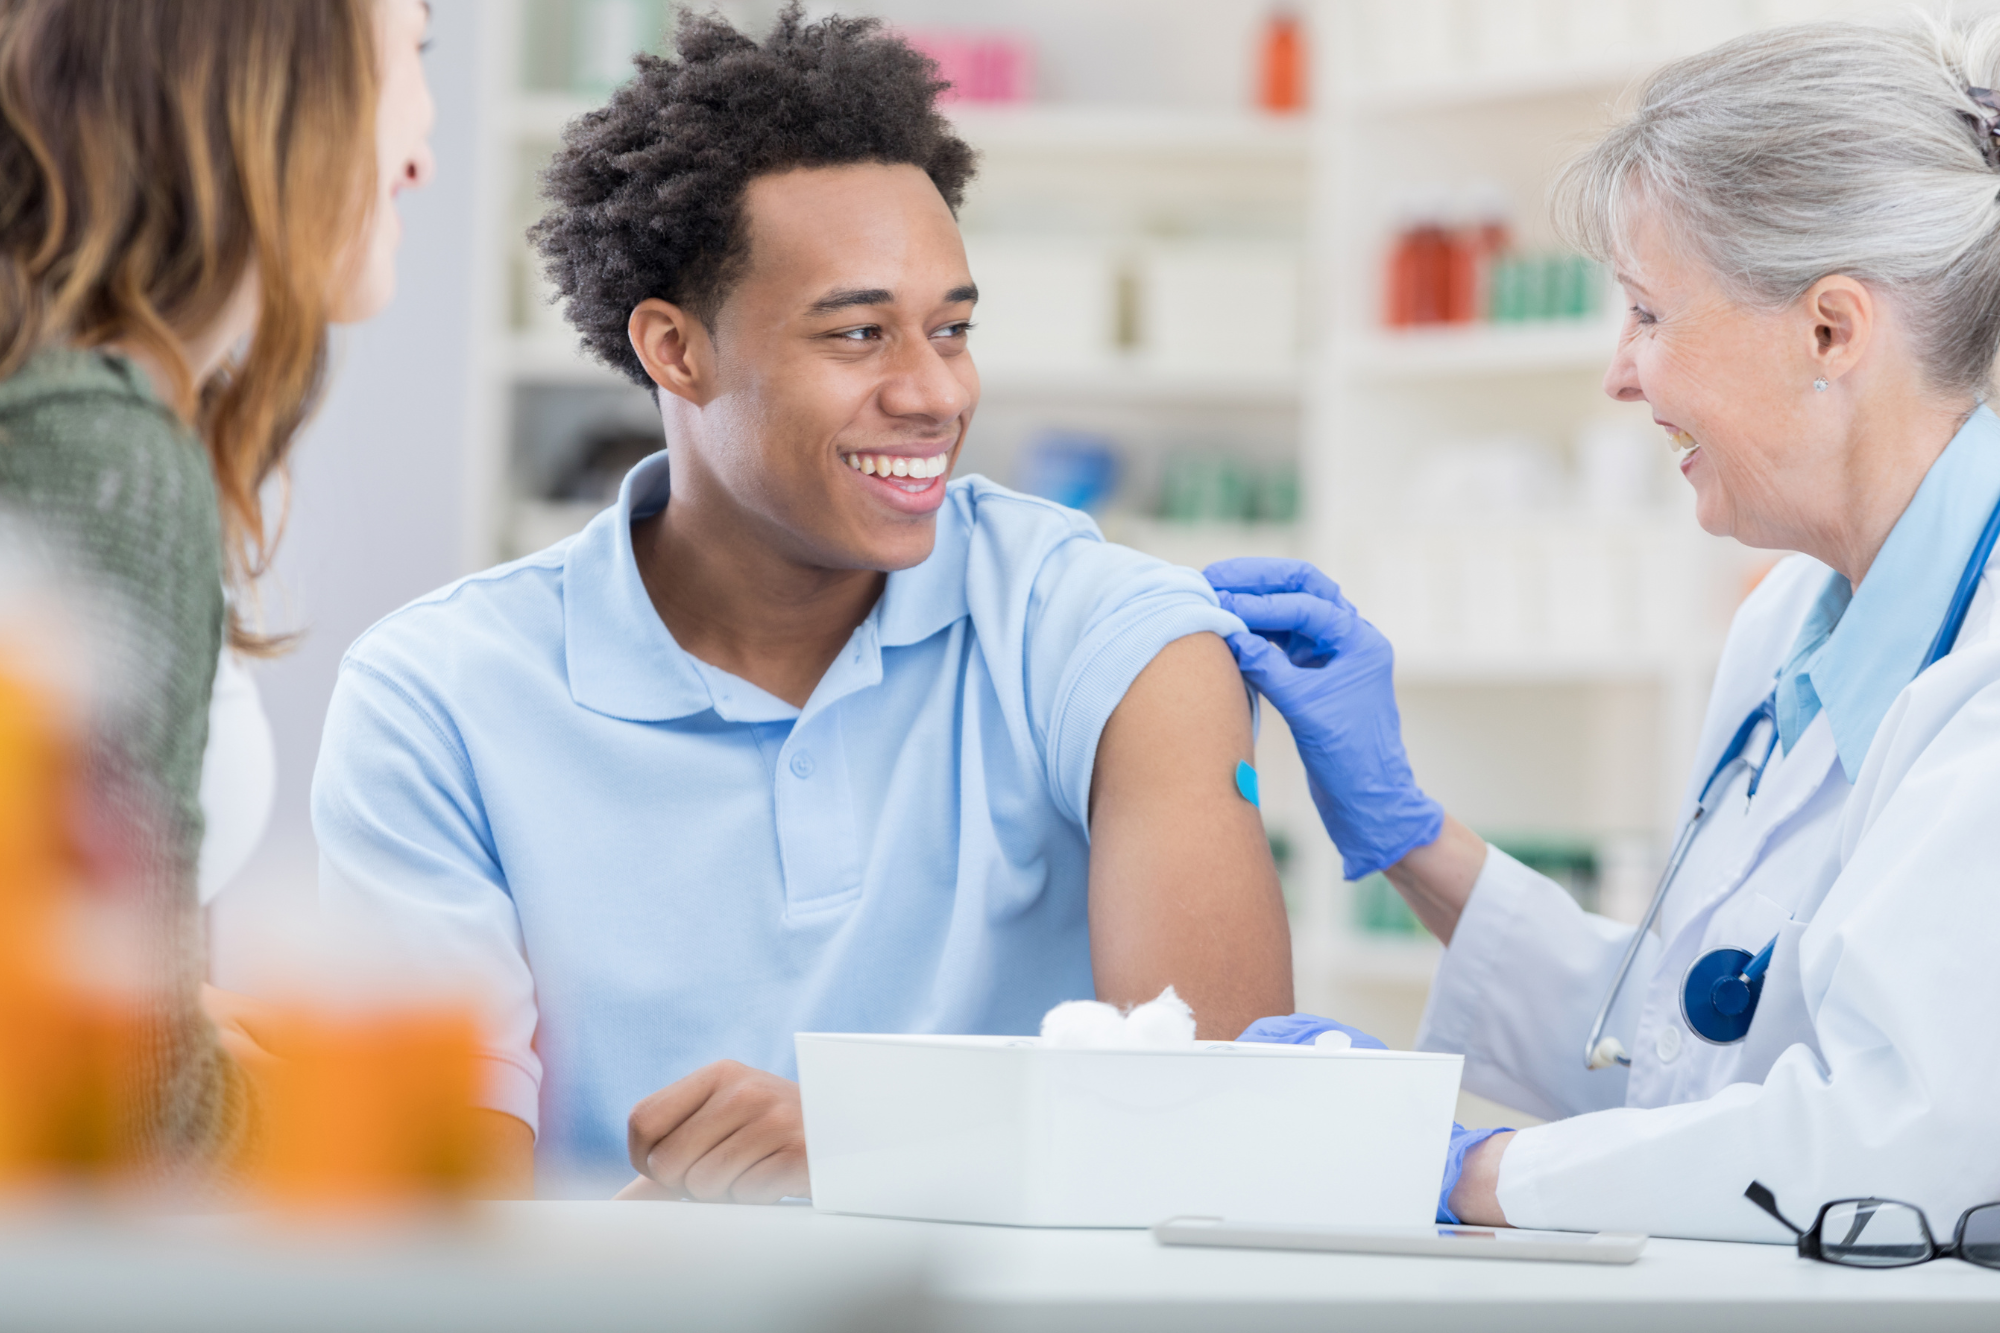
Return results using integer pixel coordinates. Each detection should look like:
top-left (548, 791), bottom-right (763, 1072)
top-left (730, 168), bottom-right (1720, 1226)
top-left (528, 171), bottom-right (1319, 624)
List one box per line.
top-left (1580, 482), bottom-right (2000, 1072)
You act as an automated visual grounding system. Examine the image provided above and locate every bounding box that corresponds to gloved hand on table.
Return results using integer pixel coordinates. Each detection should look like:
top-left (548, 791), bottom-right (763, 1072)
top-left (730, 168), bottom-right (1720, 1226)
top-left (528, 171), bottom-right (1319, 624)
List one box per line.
top-left (1237, 1012), bottom-right (1509, 1224)
top-left (1204, 558), bottom-right (1443, 881)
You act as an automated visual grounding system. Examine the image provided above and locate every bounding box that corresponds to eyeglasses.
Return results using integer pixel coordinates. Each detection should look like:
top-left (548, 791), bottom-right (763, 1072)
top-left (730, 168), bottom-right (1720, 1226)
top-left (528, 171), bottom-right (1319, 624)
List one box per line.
top-left (1746, 1182), bottom-right (2000, 1270)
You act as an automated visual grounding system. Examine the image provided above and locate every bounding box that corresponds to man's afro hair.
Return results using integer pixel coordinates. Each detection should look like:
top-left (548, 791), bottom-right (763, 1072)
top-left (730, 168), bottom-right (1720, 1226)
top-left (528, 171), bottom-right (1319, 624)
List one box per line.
top-left (528, 3), bottom-right (979, 387)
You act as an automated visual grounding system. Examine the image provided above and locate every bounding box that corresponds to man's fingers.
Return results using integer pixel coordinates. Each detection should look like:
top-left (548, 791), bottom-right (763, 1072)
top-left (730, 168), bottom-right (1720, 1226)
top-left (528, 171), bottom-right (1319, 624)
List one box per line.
top-left (1204, 557), bottom-right (1346, 604)
top-left (681, 1119), bottom-right (805, 1203)
top-left (639, 1086), bottom-right (747, 1192)
top-left (614, 1174), bottom-right (678, 1201)
top-left (627, 1060), bottom-right (726, 1176)
top-left (729, 1145), bottom-right (810, 1204)
top-left (630, 1061), bottom-right (806, 1199)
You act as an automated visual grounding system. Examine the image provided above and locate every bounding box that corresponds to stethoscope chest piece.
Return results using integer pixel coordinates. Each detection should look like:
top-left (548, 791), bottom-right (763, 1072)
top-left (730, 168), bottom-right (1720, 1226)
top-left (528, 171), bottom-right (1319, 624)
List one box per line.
top-left (1681, 936), bottom-right (1777, 1045)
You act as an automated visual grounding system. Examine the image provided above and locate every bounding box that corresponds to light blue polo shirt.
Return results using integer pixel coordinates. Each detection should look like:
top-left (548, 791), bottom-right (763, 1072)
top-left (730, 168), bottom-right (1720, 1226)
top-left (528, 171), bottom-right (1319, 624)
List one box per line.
top-left (312, 455), bottom-right (1240, 1186)
top-left (1775, 405), bottom-right (2000, 780)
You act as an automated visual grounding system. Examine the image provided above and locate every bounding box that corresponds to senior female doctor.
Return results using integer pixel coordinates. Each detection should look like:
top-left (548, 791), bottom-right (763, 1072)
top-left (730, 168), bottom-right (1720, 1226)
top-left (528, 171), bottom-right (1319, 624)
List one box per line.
top-left (1217, 15), bottom-right (2000, 1244)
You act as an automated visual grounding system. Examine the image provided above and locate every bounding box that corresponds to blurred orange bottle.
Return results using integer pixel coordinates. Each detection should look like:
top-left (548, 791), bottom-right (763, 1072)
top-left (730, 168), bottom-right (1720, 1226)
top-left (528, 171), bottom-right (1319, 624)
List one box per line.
top-left (1450, 184), bottom-right (1512, 323)
top-left (0, 662), bottom-right (143, 1183)
top-left (251, 1004), bottom-right (485, 1209)
top-left (1257, 7), bottom-right (1307, 114)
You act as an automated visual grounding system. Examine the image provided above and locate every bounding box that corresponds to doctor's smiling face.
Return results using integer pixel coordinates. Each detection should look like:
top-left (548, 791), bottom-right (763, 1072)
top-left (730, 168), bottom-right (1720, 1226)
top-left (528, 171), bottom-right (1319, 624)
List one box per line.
top-left (628, 163), bottom-right (979, 574)
top-left (1602, 202), bottom-right (1886, 554)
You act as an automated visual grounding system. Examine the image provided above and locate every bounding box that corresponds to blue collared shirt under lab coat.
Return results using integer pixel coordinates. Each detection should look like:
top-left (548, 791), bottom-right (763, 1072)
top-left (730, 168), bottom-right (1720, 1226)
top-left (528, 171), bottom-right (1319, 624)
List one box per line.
top-left (311, 455), bottom-right (1240, 1186)
top-left (1774, 404), bottom-right (2000, 780)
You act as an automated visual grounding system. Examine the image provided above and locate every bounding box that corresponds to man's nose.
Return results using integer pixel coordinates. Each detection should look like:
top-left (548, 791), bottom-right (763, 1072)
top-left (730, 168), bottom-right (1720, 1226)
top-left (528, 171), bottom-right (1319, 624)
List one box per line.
top-left (880, 333), bottom-right (974, 422)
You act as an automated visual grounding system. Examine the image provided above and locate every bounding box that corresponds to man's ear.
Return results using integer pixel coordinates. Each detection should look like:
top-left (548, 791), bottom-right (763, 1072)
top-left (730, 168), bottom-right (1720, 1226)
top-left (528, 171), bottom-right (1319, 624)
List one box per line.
top-left (629, 298), bottom-right (714, 405)
top-left (1803, 275), bottom-right (1873, 388)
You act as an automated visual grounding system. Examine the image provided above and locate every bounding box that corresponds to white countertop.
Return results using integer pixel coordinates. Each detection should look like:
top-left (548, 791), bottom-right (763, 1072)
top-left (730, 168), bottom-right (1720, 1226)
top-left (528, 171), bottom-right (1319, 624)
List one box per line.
top-left (5, 1199), bottom-right (1997, 1332)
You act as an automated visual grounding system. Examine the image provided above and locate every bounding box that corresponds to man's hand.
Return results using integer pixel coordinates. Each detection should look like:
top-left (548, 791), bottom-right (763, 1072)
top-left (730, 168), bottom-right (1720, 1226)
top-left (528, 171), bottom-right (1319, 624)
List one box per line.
top-left (625, 1060), bottom-right (808, 1204)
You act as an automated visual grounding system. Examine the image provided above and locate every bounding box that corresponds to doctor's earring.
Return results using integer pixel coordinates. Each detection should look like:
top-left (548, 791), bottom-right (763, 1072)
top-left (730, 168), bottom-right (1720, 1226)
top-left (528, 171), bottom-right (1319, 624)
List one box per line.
top-left (1813, 377), bottom-right (1829, 392)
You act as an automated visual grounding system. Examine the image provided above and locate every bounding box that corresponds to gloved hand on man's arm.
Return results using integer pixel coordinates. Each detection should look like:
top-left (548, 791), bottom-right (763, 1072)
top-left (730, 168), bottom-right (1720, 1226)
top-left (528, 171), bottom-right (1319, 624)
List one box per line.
top-left (1203, 558), bottom-right (1443, 881)
top-left (1238, 1013), bottom-right (1510, 1224)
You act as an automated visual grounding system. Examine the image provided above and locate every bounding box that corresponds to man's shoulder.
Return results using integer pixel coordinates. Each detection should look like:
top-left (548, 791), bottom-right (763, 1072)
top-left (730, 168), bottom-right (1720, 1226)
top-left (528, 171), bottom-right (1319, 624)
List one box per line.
top-left (339, 537), bottom-right (577, 698)
top-left (938, 473), bottom-right (1103, 550)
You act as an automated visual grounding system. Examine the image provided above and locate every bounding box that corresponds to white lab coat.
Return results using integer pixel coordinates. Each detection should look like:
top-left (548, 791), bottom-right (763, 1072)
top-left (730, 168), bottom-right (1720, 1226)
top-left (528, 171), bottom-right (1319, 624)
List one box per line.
top-left (1416, 550), bottom-right (2000, 1243)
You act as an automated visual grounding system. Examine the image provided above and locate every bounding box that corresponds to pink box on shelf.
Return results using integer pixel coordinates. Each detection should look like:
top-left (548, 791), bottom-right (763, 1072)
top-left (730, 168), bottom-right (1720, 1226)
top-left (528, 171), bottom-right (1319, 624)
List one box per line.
top-left (900, 28), bottom-right (1036, 105)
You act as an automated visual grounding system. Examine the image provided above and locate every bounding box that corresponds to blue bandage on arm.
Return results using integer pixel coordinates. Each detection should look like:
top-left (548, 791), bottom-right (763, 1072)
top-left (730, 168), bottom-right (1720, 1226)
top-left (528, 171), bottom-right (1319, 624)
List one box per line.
top-left (1437, 1124), bottom-right (1510, 1224)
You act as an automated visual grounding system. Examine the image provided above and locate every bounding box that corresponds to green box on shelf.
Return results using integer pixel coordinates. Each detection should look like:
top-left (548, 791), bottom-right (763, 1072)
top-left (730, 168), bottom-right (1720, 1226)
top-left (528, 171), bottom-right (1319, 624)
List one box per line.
top-left (1351, 872), bottom-right (1424, 937)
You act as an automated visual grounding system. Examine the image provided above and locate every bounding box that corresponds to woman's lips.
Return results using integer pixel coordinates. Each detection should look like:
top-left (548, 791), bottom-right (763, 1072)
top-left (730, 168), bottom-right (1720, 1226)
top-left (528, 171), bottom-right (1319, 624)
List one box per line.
top-left (1661, 424), bottom-right (1700, 472)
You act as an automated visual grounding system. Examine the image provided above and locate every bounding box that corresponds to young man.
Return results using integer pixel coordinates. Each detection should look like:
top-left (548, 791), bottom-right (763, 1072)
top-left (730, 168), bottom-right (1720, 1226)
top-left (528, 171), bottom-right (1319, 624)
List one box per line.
top-left (313, 8), bottom-right (1291, 1199)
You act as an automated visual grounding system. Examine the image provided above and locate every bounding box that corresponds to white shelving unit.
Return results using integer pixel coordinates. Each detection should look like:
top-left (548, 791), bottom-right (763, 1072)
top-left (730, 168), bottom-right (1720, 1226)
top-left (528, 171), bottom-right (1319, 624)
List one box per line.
top-left (1290, 0), bottom-right (1863, 1036)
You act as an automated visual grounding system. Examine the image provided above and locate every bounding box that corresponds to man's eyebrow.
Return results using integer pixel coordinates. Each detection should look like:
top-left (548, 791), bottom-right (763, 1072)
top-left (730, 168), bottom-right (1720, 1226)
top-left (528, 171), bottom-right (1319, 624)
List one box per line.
top-left (804, 284), bottom-right (980, 316)
top-left (1614, 269), bottom-right (1648, 295)
top-left (805, 287), bottom-right (894, 315)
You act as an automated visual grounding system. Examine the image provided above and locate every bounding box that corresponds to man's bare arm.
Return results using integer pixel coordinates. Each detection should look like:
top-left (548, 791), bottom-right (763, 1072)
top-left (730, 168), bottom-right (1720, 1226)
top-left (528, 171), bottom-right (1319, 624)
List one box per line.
top-left (1087, 632), bottom-right (1294, 1039)
top-left (466, 1109), bottom-right (536, 1200)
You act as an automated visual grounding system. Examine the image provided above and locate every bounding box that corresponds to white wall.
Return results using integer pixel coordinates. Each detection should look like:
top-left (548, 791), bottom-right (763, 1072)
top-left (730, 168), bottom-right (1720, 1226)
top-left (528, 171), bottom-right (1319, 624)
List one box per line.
top-left (211, 0), bottom-right (488, 984)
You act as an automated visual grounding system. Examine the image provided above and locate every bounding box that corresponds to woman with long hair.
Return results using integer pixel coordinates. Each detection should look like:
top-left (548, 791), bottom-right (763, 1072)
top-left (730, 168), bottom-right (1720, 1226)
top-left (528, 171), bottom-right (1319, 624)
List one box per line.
top-left (0, 0), bottom-right (435, 1183)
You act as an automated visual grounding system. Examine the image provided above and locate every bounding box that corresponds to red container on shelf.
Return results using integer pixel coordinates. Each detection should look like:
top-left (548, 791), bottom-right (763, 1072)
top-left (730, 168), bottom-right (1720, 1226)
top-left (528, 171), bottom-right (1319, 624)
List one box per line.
top-left (1258, 8), bottom-right (1307, 114)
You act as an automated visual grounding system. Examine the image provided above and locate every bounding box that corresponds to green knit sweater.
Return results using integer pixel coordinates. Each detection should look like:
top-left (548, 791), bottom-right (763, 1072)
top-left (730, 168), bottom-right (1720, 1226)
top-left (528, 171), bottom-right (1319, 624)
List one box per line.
top-left (0, 347), bottom-right (252, 1181)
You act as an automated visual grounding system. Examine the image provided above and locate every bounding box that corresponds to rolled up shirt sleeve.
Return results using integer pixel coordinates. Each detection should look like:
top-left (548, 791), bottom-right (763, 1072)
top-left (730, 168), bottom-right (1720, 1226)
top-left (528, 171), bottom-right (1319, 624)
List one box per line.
top-left (959, 496), bottom-right (1243, 831)
top-left (313, 653), bottom-right (543, 1136)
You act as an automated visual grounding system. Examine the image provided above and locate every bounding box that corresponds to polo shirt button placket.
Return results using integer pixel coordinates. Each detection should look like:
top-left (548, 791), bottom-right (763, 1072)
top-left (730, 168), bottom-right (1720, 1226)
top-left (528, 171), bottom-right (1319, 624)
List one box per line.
top-left (789, 750), bottom-right (815, 779)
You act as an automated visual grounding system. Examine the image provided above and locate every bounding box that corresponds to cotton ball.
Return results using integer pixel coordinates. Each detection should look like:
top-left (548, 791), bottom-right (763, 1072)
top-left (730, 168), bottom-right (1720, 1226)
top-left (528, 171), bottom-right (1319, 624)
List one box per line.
top-left (1120, 985), bottom-right (1196, 1048)
top-left (1040, 999), bottom-right (1128, 1048)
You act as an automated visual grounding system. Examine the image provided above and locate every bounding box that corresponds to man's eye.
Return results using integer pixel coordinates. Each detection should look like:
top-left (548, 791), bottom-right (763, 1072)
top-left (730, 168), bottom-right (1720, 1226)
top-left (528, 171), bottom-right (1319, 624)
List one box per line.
top-left (1629, 305), bottom-right (1657, 326)
top-left (933, 321), bottom-right (974, 339)
top-left (832, 326), bottom-right (881, 342)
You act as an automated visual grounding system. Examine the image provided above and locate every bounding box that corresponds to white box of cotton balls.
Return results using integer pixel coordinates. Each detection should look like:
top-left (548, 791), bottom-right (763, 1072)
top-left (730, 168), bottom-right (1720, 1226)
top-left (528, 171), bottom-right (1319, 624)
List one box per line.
top-left (795, 989), bottom-right (1463, 1229)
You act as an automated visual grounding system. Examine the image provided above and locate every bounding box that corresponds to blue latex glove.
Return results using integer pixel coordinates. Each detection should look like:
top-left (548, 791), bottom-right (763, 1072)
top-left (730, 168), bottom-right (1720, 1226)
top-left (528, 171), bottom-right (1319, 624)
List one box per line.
top-left (1236, 1012), bottom-right (1388, 1050)
top-left (1204, 557), bottom-right (1443, 880)
top-left (1438, 1124), bottom-right (1510, 1225)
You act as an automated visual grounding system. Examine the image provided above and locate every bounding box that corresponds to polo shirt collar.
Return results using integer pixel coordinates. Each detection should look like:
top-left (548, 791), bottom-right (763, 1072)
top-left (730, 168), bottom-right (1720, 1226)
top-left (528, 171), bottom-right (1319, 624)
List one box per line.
top-left (565, 452), bottom-right (972, 722)
top-left (1774, 405), bottom-right (2000, 780)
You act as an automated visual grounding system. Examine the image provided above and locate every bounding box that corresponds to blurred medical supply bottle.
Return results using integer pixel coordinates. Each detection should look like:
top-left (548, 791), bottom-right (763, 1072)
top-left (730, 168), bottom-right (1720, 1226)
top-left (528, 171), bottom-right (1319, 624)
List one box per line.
top-left (1258, 6), bottom-right (1307, 113)
top-left (0, 653), bottom-right (144, 1185)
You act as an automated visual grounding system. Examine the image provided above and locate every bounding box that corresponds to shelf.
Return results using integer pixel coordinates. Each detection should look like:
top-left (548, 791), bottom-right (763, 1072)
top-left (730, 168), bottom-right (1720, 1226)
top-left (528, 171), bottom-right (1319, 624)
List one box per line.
top-left (948, 105), bottom-right (1308, 160)
top-left (1102, 518), bottom-right (1298, 572)
top-left (1297, 935), bottom-right (1443, 989)
top-left (978, 362), bottom-right (1300, 407)
top-left (1338, 321), bottom-right (1619, 381)
top-left (509, 94), bottom-right (1310, 161)
top-left (1341, 60), bottom-right (1657, 116)
top-left (1394, 650), bottom-right (1702, 685)
top-left (502, 337), bottom-right (1301, 406)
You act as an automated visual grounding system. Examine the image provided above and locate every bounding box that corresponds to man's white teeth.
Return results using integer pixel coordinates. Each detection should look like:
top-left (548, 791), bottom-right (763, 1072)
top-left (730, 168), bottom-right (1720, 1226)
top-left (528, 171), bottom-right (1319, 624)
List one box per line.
top-left (1666, 428), bottom-right (1698, 455)
top-left (845, 452), bottom-right (948, 479)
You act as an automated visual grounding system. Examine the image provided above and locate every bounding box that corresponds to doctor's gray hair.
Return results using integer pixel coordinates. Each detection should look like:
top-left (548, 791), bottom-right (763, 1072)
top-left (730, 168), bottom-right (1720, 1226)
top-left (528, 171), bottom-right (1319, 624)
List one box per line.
top-left (1553, 13), bottom-right (2000, 396)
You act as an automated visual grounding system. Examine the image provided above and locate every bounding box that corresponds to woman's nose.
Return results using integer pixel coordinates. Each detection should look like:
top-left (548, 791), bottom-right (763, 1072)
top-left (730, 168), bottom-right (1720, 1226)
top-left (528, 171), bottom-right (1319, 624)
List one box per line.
top-left (1602, 337), bottom-right (1644, 403)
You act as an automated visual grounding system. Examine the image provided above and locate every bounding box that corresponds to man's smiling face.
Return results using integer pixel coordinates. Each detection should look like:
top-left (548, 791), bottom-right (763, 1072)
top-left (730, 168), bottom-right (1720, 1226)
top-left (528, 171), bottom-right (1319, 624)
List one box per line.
top-left (687, 162), bottom-right (980, 573)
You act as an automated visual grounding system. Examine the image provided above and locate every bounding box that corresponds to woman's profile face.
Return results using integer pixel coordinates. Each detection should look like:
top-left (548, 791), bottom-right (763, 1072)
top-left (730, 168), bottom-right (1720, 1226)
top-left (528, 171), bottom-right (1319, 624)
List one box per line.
top-left (1601, 206), bottom-right (1831, 550)
top-left (335, 0), bottom-right (437, 323)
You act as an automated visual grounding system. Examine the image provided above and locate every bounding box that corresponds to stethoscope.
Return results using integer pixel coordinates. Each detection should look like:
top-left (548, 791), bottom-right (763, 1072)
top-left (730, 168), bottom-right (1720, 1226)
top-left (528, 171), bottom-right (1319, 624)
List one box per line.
top-left (1583, 487), bottom-right (2000, 1071)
